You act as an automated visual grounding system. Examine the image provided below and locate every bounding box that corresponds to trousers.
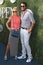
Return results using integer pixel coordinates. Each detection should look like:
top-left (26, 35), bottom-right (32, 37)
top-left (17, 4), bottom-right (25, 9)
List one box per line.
top-left (20, 28), bottom-right (32, 58)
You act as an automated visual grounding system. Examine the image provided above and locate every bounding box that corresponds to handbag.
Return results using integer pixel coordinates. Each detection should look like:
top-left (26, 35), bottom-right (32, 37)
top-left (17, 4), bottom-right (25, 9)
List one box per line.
top-left (11, 30), bottom-right (20, 37)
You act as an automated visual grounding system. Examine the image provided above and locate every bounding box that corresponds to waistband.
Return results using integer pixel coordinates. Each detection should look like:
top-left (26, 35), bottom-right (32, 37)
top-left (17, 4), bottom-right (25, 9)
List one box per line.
top-left (21, 27), bottom-right (27, 30)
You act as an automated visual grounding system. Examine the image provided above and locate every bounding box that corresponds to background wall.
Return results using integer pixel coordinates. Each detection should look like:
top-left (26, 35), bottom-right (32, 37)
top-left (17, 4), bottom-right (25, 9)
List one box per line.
top-left (0, 0), bottom-right (43, 65)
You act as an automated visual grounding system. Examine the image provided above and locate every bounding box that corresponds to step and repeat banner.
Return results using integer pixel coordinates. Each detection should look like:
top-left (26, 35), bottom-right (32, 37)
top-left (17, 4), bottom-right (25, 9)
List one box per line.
top-left (0, 0), bottom-right (43, 65)
top-left (0, 0), bottom-right (17, 43)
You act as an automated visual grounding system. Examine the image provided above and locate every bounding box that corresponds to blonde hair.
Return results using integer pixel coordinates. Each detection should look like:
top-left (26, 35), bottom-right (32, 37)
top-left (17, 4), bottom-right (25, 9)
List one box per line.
top-left (12, 7), bottom-right (19, 16)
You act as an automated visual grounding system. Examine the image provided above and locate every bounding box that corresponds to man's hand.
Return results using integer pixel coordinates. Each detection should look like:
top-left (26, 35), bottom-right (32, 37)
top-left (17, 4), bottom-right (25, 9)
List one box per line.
top-left (27, 28), bottom-right (32, 33)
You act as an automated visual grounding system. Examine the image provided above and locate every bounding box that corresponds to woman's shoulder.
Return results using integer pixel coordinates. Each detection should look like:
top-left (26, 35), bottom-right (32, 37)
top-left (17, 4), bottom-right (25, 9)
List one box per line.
top-left (10, 15), bottom-right (14, 19)
top-left (8, 16), bottom-right (13, 21)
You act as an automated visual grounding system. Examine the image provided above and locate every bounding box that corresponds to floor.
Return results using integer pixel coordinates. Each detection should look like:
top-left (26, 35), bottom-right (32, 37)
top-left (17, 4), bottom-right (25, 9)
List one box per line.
top-left (0, 43), bottom-right (40, 65)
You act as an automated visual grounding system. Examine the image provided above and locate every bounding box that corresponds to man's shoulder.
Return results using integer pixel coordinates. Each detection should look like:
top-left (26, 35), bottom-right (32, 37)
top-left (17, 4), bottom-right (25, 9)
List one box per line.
top-left (26, 9), bottom-right (33, 15)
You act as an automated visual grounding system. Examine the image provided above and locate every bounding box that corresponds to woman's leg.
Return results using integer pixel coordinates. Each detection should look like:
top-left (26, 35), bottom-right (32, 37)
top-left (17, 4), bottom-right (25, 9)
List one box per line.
top-left (5, 44), bottom-right (10, 55)
top-left (4, 43), bottom-right (10, 60)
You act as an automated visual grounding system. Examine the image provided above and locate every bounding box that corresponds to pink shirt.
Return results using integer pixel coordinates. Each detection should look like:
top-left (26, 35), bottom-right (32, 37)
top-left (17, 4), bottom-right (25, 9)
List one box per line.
top-left (10, 16), bottom-right (21, 29)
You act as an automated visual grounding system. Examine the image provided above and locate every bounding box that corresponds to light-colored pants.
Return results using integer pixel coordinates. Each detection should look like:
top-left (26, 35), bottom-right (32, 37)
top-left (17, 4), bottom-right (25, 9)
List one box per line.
top-left (20, 28), bottom-right (32, 58)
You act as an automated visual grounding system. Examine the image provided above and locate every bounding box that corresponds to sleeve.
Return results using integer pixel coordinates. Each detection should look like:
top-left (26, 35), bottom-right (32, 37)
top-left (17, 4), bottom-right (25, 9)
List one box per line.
top-left (28, 12), bottom-right (35, 23)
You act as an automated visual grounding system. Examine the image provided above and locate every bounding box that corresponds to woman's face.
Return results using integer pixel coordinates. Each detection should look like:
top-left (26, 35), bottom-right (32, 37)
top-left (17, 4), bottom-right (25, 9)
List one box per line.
top-left (13, 10), bottom-right (18, 16)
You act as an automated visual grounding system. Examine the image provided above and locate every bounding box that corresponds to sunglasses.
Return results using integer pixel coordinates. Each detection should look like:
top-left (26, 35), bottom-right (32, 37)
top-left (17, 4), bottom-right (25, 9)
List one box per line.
top-left (13, 11), bottom-right (17, 13)
top-left (21, 5), bottom-right (25, 7)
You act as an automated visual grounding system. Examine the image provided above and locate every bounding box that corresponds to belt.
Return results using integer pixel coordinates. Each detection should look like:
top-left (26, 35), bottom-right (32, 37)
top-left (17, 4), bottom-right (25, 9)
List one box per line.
top-left (21, 27), bottom-right (27, 30)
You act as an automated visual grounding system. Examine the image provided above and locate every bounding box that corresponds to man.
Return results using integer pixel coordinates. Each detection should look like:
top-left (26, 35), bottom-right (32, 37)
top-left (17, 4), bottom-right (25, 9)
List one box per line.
top-left (18, 2), bottom-right (35, 63)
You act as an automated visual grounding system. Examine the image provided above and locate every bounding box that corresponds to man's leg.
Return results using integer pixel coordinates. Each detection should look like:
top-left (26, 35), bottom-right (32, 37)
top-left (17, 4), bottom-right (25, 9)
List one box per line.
top-left (18, 29), bottom-right (26, 59)
top-left (24, 30), bottom-right (32, 62)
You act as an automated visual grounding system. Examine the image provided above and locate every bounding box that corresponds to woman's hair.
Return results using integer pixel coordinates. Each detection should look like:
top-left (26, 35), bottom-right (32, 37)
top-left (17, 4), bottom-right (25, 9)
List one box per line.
top-left (12, 7), bottom-right (18, 12)
top-left (12, 7), bottom-right (19, 16)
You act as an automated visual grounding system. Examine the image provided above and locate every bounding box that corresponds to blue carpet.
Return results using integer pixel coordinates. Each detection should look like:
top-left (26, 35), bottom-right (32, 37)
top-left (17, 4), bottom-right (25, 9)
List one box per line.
top-left (0, 43), bottom-right (40, 65)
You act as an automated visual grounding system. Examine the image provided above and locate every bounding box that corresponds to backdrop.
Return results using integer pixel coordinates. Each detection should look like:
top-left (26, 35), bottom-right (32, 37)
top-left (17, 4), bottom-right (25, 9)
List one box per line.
top-left (0, 0), bottom-right (43, 65)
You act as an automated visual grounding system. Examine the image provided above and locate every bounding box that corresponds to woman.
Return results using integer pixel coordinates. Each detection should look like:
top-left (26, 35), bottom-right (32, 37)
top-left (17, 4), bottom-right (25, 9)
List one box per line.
top-left (4, 7), bottom-right (21, 60)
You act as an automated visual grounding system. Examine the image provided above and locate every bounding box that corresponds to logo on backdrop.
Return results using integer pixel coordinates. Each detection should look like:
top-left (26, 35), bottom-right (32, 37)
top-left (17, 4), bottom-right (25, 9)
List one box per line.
top-left (0, 0), bottom-right (16, 18)
top-left (0, 7), bottom-right (12, 18)
top-left (0, 0), bottom-right (16, 4)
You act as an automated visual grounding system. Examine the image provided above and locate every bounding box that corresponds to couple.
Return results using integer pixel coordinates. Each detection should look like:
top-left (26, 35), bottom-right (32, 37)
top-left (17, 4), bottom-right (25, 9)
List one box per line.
top-left (4, 2), bottom-right (35, 63)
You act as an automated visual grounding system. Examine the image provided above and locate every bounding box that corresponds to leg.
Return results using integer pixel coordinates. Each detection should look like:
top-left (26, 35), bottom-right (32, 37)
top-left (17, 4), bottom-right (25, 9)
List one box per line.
top-left (5, 44), bottom-right (10, 56)
top-left (20, 29), bottom-right (26, 56)
top-left (17, 29), bottom-right (26, 59)
top-left (24, 30), bottom-right (32, 62)
top-left (4, 43), bottom-right (10, 60)
top-left (4, 32), bottom-right (11, 60)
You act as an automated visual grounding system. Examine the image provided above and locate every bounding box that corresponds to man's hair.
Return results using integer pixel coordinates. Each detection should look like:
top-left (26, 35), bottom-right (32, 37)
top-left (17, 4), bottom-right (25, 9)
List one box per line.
top-left (21, 2), bottom-right (27, 7)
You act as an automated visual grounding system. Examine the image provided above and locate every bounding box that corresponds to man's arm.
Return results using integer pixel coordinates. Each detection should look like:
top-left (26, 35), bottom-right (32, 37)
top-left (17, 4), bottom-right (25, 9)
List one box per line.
top-left (27, 22), bottom-right (35, 33)
top-left (27, 11), bottom-right (35, 33)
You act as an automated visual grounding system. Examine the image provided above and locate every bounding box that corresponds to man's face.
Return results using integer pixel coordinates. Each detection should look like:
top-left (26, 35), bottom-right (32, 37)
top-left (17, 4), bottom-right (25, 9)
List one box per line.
top-left (21, 3), bottom-right (26, 11)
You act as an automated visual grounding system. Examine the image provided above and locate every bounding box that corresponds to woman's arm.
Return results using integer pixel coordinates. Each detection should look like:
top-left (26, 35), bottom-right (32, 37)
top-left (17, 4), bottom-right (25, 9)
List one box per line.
top-left (6, 16), bottom-right (11, 31)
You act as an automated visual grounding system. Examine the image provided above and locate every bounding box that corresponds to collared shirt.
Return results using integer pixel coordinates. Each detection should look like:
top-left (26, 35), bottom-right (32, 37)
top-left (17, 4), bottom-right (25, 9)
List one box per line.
top-left (21, 9), bottom-right (35, 29)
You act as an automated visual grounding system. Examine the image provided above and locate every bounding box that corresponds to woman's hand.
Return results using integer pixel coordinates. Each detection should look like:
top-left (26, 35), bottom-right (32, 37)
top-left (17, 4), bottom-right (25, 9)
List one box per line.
top-left (14, 28), bottom-right (20, 31)
top-left (8, 28), bottom-right (12, 32)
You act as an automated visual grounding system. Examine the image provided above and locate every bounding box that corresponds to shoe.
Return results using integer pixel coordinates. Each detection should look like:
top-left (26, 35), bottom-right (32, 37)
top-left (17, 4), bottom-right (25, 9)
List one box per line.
top-left (4, 55), bottom-right (7, 60)
top-left (17, 55), bottom-right (26, 59)
top-left (26, 57), bottom-right (32, 63)
top-left (15, 56), bottom-right (17, 60)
